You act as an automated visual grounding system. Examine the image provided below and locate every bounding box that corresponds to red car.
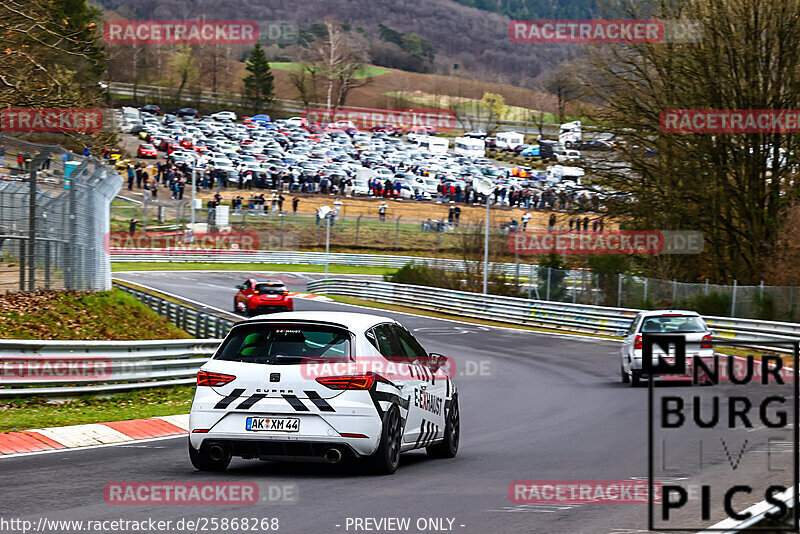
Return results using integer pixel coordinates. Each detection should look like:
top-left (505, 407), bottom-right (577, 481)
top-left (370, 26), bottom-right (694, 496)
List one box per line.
top-left (137, 143), bottom-right (158, 158)
top-left (234, 279), bottom-right (294, 316)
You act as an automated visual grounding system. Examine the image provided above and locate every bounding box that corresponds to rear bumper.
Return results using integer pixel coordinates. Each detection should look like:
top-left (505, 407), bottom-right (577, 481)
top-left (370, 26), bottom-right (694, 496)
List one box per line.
top-left (190, 437), bottom-right (365, 461)
top-left (249, 303), bottom-right (292, 313)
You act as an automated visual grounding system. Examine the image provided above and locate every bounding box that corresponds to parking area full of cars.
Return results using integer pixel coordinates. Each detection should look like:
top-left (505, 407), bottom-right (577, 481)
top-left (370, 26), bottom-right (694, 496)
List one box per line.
top-left (119, 105), bottom-right (616, 215)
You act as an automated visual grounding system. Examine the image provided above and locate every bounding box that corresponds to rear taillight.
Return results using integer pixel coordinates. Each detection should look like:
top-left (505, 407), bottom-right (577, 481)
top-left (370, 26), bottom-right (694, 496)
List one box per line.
top-left (701, 334), bottom-right (713, 349)
top-left (316, 374), bottom-right (375, 390)
top-left (634, 334), bottom-right (642, 350)
top-left (282, 291), bottom-right (289, 295)
top-left (197, 370), bottom-right (236, 387)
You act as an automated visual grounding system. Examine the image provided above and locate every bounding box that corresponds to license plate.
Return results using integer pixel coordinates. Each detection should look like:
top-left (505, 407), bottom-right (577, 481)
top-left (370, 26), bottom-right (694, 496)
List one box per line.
top-left (246, 417), bottom-right (299, 432)
top-left (263, 294), bottom-right (279, 299)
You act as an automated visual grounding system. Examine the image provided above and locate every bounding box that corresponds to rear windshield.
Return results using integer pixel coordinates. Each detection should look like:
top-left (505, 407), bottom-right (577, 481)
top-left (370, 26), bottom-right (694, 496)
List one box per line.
top-left (255, 283), bottom-right (284, 293)
top-left (640, 316), bottom-right (706, 333)
top-left (215, 324), bottom-right (351, 364)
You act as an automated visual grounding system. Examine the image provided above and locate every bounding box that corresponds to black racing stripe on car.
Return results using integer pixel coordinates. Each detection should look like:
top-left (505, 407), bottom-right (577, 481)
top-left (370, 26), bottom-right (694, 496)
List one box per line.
top-left (374, 391), bottom-right (410, 410)
top-left (428, 422), bottom-right (439, 445)
top-left (414, 420), bottom-right (426, 449)
top-left (367, 385), bottom-right (386, 418)
top-left (214, 388), bottom-right (246, 409)
top-left (282, 394), bottom-right (310, 412)
top-left (236, 394), bottom-right (266, 410)
top-left (304, 390), bottom-right (335, 412)
top-left (446, 378), bottom-right (450, 397)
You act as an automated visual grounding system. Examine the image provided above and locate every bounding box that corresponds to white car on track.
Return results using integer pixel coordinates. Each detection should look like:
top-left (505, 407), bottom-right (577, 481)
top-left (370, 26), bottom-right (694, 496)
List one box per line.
top-left (189, 311), bottom-right (460, 475)
top-left (619, 310), bottom-right (714, 386)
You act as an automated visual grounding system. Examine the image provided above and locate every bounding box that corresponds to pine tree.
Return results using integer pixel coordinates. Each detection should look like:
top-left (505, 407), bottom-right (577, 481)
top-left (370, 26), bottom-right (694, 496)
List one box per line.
top-left (242, 43), bottom-right (275, 115)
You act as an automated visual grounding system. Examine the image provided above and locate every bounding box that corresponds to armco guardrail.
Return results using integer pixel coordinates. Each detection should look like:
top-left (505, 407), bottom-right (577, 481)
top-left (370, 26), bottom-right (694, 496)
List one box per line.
top-left (306, 279), bottom-right (800, 346)
top-left (0, 339), bottom-right (220, 397)
top-left (110, 249), bottom-right (530, 276)
top-left (113, 281), bottom-right (236, 338)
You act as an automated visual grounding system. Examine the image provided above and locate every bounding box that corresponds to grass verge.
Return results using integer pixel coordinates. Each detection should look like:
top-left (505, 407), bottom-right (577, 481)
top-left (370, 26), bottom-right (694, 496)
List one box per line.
top-left (111, 262), bottom-right (397, 275)
top-left (0, 289), bottom-right (190, 340)
top-left (0, 386), bottom-right (194, 433)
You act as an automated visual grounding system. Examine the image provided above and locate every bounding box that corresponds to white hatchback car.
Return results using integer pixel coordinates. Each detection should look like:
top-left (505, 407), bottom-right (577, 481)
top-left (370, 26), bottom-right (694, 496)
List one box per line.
top-left (211, 110), bottom-right (237, 121)
top-left (189, 312), bottom-right (460, 475)
top-left (619, 310), bottom-right (714, 386)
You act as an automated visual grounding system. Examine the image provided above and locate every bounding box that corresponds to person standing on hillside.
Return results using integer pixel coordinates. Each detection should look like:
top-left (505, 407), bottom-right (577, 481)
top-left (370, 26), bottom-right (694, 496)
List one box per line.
top-left (292, 195), bottom-right (300, 214)
top-left (548, 213), bottom-right (556, 232)
top-left (379, 200), bottom-right (387, 222)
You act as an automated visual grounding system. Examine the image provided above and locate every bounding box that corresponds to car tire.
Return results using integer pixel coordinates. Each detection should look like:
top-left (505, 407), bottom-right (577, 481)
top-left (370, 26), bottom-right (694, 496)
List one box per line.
top-left (365, 405), bottom-right (402, 475)
top-left (188, 440), bottom-right (231, 472)
top-left (630, 369), bottom-right (641, 387)
top-left (427, 394), bottom-right (459, 459)
top-left (621, 365), bottom-right (630, 384)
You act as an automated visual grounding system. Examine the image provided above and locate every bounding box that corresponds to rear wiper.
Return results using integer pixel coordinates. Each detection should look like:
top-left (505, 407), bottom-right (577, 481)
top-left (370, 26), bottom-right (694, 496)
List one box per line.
top-left (271, 354), bottom-right (307, 363)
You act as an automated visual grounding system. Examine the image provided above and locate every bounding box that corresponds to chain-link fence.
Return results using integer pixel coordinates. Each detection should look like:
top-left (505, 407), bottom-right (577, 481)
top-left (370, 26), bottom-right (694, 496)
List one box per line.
top-left (529, 267), bottom-right (800, 321)
top-left (0, 135), bottom-right (122, 291)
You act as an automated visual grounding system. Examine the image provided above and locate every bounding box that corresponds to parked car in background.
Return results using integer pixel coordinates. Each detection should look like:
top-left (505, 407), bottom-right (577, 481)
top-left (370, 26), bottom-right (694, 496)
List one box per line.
top-left (176, 108), bottom-right (199, 118)
top-left (139, 104), bottom-right (161, 115)
top-left (136, 143), bottom-right (158, 158)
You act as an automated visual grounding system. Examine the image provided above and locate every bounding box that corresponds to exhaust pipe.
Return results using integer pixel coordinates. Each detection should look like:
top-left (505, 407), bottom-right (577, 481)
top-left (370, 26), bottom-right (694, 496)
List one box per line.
top-left (207, 444), bottom-right (227, 462)
top-left (324, 448), bottom-right (343, 464)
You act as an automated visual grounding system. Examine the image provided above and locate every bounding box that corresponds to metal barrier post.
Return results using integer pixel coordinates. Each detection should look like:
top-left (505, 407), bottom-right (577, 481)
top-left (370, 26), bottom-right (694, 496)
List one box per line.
top-left (355, 214), bottom-right (362, 247)
top-left (528, 263), bottom-right (534, 300)
top-left (618, 273), bottom-right (623, 308)
top-left (546, 267), bottom-right (551, 301)
top-left (672, 279), bottom-right (677, 306)
top-left (44, 241), bottom-right (51, 289)
top-left (19, 240), bottom-right (26, 291)
top-left (643, 278), bottom-right (648, 305)
top-left (731, 279), bottom-right (738, 316)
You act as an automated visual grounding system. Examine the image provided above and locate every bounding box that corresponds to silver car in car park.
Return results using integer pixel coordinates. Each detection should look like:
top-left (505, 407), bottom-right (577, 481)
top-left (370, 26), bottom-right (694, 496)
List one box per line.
top-left (619, 310), bottom-right (714, 386)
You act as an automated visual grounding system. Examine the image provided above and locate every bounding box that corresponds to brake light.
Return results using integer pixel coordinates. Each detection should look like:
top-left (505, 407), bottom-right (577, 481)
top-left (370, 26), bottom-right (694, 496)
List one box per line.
top-left (634, 334), bottom-right (642, 350)
top-left (316, 375), bottom-right (375, 390)
top-left (701, 334), bottom-right (713, 349)
top-left (197, 370), bottom-right (236, 387)
top-left (282, 291), bottom-right (289, 295)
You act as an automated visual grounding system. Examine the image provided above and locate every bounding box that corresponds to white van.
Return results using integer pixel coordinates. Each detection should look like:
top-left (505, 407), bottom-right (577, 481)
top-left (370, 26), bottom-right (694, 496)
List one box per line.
top-left (416, 135), bottom-right (449, 155)
top-left (496, 131), bottom-right (524, 150)
top-left (454, 137), bottom-right (485, 158)
top-left (546, 165), bottom-right (584, 184)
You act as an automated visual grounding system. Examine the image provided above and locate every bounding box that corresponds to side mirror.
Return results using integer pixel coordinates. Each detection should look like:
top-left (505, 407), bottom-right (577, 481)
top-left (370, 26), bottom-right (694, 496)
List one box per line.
top-left (616, 330), bottom-right (628, 337)
top-left (427, 353), bottom-right (448, 373)
top-left (235, 285), bottom-right (244, 290)
top-left (709, 330), bottom-right (717, 337)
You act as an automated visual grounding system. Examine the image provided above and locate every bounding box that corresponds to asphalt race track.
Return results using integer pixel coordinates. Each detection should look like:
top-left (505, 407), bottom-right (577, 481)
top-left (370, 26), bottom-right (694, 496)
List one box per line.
top-left (1, 270), bottom-right (793, 534)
